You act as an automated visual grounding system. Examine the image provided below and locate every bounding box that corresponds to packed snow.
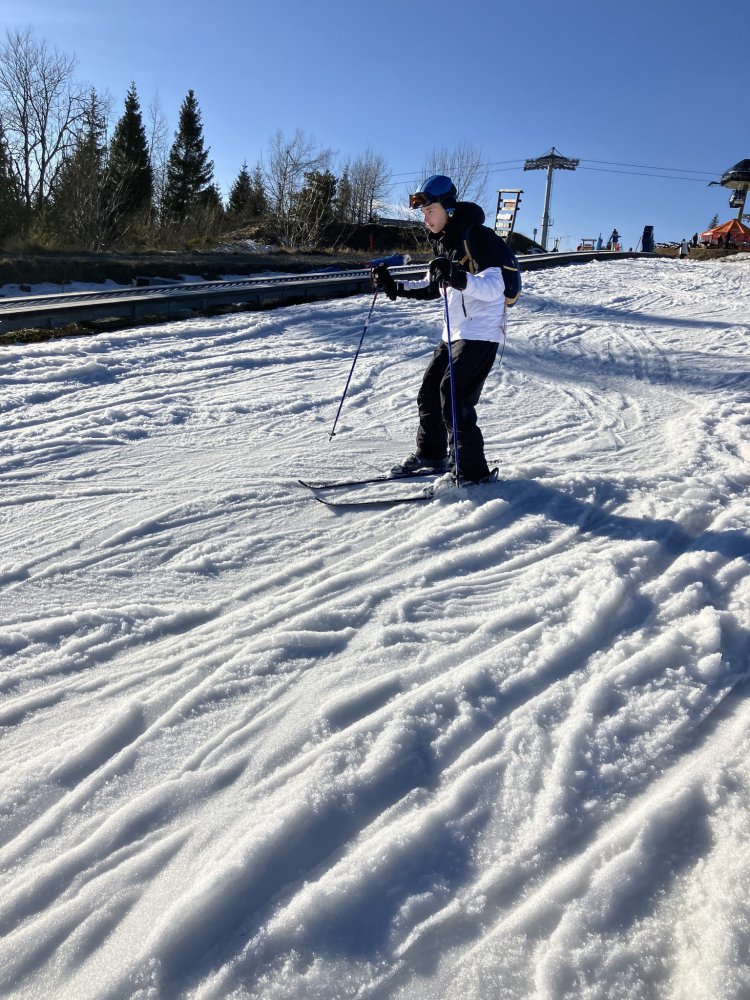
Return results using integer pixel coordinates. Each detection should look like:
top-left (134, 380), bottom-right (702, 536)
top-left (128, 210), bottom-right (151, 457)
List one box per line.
top-left (1, 255), bottom-right (750, 999)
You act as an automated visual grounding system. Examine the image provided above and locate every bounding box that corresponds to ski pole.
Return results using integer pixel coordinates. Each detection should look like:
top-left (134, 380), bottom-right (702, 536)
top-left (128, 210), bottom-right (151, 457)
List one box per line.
top-left (328, 287), bottom-right (379, 441)
top-left (443, 281), bottom-right (461, 486)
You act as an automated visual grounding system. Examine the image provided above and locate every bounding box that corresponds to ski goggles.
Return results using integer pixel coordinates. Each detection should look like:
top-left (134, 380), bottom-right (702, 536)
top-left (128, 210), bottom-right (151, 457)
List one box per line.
top-left (409, 191), bottom-right (437, 209)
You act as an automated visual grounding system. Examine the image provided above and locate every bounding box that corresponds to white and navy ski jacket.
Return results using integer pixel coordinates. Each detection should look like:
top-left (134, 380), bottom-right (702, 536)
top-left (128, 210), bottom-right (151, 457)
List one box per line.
top-left (396, 202), bottom-right (521, 345)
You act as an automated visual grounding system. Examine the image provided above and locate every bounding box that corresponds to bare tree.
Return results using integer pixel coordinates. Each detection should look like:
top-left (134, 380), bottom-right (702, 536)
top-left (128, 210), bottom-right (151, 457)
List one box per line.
top-left (263, 129), bottom-right (333, 245)
top-left (347, 149), bottom-right (390, 224)
top-left (0, 27), bottom-right (87, 216)
top-left (146, 92), bottom-right (170, 225)
top-left (421, 141), bottom-right (488, 205)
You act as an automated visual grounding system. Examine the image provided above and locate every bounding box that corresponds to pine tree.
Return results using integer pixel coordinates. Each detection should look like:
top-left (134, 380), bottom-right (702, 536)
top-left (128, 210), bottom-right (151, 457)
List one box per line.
top-left (249, 164), bottom-right (268, 217)
top-left (107, 82), bottom-right (153, 227)
top-left (228, 161), bottom-right (268, 222)
top-left (296, 169), bottom-right (337, 224)
top-left (162, 89), bottom-right (214, 223)
top-left (228, 161), bottom-right (253, 218)
top-left (335, 165), bottom-right (353, 222)
top-left (0, 120), bottom-right (22, 241)
top-left (47, 89), bottom-right (110, 248)
top-left (197, 183), bottom-right (224, 213)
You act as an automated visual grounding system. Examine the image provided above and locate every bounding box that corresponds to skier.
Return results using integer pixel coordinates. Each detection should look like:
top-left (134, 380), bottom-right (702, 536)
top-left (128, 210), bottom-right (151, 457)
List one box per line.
top-left (373, 175), bottom-right (520, 485)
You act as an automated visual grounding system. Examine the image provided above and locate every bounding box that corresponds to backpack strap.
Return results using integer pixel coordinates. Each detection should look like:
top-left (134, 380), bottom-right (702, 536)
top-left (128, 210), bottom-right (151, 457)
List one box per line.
top-left (460, 238), bottom-right (479, 274)
top-left (458, 225), bottom-right (479, 274)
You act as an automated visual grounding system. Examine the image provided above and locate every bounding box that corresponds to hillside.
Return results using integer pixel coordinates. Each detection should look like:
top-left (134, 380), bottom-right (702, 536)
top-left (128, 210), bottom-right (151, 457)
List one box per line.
top-left (1, 255), bottom-right (749, 999)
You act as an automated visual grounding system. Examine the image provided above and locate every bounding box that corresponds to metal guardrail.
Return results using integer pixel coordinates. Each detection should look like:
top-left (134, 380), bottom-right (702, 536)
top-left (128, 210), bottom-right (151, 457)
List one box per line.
top-left (0, 268), bottom-right (388, 334)
top-left (0, 251), bottom-right (655, 335)
top-left (513, 249), bottom-right (654, 269)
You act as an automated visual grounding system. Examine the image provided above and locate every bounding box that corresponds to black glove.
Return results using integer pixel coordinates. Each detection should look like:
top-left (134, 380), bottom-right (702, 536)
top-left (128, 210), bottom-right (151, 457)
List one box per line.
top-left (373, 263), bottom-right (398, 301)
top-left (428, 256), bottom-right (467, 291)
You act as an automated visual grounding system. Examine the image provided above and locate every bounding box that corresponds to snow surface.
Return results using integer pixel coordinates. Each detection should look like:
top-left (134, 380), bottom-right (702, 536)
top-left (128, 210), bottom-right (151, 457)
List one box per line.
top-left (1, 256), bottom-right (750, 999)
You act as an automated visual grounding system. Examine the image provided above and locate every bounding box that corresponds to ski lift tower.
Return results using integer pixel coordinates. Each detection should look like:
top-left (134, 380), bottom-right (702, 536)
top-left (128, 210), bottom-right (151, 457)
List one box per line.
top-left (524, 147), bottom-right (579, 251)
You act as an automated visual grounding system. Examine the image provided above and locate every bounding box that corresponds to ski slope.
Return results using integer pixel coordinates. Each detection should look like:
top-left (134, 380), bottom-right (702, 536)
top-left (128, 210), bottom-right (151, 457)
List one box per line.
top-left (1, 256), bottom-right (750, 999)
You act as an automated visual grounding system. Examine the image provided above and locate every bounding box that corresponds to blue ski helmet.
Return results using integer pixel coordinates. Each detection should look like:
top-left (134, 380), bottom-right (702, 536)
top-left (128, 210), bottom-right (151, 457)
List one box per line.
top-left (409, 175), bottom-right (458, 212)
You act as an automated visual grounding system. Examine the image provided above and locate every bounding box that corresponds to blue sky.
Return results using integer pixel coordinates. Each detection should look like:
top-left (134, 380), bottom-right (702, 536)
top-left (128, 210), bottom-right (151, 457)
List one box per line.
top-left (1, 0), bottom-right (746, 250)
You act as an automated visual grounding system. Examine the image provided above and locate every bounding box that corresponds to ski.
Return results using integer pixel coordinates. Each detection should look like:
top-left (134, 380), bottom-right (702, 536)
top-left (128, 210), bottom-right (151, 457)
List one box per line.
top-left (301, 467), bottom-right (499, 507)
top-left (314, 485), bottom-right (435, 508)
top-left (299, 468), bottom-right (437, 492)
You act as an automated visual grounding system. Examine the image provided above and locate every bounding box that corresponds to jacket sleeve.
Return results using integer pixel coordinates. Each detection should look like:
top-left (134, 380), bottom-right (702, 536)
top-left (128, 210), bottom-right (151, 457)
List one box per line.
top-left (462, 266), bottom-right (506, 302)
top-left (396, 271), bottom-right (440, 301)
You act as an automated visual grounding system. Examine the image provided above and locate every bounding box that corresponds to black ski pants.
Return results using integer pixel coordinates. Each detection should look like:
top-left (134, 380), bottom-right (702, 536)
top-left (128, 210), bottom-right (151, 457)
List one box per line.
top-left (415, 338), bottom-right (498, 481)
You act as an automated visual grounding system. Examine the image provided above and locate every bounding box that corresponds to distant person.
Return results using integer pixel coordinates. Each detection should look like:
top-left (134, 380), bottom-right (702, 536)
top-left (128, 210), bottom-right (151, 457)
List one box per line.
top-left (692, 233), bottom-right (699, 247)
top-left (717, 234), bottom-right (724, 248)
top-left (373, 175), bottom-right (521, 485)
top-left (679, 239), bottom-right (690, 259)
top-left (609, 228), bottom-right (619, 250)
top-left (725, 231), bottom-right (734, 248)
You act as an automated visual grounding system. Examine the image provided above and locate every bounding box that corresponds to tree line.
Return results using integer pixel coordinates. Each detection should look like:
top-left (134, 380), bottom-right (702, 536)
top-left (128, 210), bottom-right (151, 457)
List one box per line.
top-left (0, 28), bottom-right (488, 253)
top-left (0, 29), bottom-right (395, 252)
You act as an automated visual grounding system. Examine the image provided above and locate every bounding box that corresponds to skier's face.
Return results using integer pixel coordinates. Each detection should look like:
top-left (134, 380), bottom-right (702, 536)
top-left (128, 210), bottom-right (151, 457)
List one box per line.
top-left (422, 203), bottom-right (449, 233)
